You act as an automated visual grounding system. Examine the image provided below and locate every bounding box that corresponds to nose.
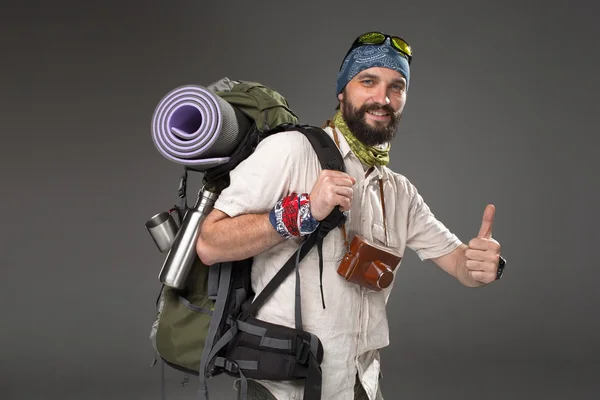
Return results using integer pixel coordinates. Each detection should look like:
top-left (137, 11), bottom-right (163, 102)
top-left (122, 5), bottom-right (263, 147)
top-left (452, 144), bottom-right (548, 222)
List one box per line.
top-left (371, 84), bottom-right (390, 106)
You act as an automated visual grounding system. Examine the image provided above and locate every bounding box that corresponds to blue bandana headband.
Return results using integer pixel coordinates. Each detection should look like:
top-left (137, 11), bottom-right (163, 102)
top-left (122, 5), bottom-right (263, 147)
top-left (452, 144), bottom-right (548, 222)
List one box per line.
top-left (336, 38), bottom-right (410, 95)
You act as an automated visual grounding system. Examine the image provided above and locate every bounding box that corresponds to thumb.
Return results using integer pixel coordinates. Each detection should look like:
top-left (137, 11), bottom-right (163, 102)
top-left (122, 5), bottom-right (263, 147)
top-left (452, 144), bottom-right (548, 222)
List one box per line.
top-left (477, 204), bottom-right (495, 239)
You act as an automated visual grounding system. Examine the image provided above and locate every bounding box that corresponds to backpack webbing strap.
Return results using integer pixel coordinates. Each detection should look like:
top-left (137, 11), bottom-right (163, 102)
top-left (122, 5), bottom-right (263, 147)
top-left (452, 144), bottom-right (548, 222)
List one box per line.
top-left (239, 124), bottom-right (346, 322)
top-left (178, 166), bottom-right (189, 211)
top-left (294, 240), bottom-right (304, 330)
top-left (239, 206), bottom-right (344, 322)
top-left (238, 228), bottom-right (314, 322)
top-left (315, 212), bottom-right (344, 308)
top-left (297, 124), bottom-right (347, 310)
top-left (214, 358), bottom-right (258, 371)
top-left (160, 358), bottom-right (166, 400)
top-left (305, 351), bottom-right (322, 399)
top-left (201, 323), bottom-right (239, 373)
top-left (198, 262), bottom-right (233, 400)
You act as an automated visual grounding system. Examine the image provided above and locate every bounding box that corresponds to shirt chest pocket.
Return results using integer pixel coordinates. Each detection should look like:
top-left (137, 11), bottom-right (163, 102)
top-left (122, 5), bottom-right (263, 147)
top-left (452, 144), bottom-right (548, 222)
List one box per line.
top-left (322, 226), bottom-right (346, 262)
top-left (370, 221), bottom-right (404, 273)
top-left (371, 220), bottom-right (402, 253)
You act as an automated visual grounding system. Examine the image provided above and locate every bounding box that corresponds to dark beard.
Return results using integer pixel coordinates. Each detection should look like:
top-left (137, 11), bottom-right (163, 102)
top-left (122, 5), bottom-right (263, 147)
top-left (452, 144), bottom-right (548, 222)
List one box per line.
top-left (341, 98), bottom-right (402, 146)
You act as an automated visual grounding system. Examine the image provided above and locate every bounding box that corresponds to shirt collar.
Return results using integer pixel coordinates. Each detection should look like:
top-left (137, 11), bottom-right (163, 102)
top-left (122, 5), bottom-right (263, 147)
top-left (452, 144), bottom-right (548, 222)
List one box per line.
top-left (327, 126), bottom-right (351, 158)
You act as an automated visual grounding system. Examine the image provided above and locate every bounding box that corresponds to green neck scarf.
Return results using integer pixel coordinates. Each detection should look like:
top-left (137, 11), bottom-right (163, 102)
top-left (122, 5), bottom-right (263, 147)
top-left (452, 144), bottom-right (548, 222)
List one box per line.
top-left (332, 111), bottom-right (390, 167)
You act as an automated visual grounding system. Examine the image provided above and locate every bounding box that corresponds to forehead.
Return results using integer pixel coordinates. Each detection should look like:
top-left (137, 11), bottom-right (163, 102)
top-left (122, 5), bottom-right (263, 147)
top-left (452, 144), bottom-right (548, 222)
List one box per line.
top-left (354, 67), bottom-right (406, 84)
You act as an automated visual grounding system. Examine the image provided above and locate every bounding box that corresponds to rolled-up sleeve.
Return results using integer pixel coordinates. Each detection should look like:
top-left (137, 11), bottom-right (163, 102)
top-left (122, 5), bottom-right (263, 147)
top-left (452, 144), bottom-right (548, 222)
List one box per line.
top-left (405, 184), bottom-right (463, 260)
top-left (213, 131), bottom-right (308, 218)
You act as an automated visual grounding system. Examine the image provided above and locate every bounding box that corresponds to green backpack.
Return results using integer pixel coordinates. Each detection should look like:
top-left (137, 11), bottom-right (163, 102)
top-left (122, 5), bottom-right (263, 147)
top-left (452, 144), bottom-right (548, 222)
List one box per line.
top-left (217, 79), bottom-right (300, 131)
top-left (148, 79), bottom-right (346, 400)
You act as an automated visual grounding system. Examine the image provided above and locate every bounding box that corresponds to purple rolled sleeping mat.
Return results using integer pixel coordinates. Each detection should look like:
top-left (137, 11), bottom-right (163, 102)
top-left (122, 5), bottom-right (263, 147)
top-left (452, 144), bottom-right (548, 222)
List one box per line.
top-left (151, 84), bottom-right (252, 172)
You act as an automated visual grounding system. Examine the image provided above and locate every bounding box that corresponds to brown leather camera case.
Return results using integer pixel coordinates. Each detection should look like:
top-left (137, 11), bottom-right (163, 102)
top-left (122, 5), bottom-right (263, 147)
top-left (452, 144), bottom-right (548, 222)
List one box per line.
top-left (337, 235), bottom-right (402, 291)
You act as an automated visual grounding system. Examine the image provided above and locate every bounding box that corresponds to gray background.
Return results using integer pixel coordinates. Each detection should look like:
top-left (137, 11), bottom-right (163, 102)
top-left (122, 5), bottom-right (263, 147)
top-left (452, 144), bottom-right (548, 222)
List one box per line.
top-left (2, 0), bottom-right (599, 399)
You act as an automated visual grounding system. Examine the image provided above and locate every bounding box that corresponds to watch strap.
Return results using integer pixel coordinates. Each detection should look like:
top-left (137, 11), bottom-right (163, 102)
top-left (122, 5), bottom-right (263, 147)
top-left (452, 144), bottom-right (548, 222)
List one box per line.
top-left (496, 256), bottom-right (506, 280)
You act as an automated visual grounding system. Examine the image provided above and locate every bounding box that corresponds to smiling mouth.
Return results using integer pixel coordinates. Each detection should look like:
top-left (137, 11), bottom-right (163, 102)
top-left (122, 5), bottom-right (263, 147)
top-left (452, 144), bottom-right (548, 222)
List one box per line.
top-left (366, 110), bottom-right (390, 118)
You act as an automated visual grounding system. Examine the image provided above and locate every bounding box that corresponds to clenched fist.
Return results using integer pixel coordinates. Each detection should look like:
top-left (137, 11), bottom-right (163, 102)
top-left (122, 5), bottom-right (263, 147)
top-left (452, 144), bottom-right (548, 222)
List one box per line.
top-left (309, 170), bottom-right (356, 221)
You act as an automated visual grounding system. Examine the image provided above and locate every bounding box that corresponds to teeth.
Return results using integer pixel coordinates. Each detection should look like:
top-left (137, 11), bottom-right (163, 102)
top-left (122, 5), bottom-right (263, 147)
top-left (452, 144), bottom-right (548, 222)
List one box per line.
top-left (368, 111), bottom-right (387, 116)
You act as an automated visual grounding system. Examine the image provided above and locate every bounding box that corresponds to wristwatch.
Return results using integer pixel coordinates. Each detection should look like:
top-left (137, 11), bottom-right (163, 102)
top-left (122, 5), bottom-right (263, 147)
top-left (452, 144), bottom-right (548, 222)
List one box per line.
top-left (496, 256), bottom-right (506, 280)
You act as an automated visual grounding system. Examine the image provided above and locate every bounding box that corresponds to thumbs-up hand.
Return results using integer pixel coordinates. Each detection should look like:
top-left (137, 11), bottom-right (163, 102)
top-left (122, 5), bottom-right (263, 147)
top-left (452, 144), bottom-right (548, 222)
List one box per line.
top-left (464, 204), bottom-right (503, 284)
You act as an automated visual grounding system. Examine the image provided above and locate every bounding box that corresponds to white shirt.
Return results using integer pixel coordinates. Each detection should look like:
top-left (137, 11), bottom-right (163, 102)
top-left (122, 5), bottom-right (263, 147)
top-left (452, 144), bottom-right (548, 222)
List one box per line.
top-left (214, 126), bottom-right (463, 399)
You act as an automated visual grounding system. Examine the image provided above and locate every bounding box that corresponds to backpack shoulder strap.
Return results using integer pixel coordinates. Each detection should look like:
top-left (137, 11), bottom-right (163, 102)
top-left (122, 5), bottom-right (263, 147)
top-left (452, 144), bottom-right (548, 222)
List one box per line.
top-left (240, 124), bottom-right (347, 321)
top-left (290, 124), bottom-right (346, 173)
top-left (266, 123), bottom-right (347, 234)
top-left (266, 123), bottom-right (345, 173)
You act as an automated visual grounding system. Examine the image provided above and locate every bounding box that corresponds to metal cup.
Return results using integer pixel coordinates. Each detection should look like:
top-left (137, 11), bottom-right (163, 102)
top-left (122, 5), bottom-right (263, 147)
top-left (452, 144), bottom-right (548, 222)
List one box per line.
top-left (146, 211), bottom-right (179, 253)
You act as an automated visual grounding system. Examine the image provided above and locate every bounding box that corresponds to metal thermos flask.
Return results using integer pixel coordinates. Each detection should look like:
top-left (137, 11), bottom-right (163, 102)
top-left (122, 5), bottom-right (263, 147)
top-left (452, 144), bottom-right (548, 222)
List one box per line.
top-left (158, 188), bottom-right (218, 289)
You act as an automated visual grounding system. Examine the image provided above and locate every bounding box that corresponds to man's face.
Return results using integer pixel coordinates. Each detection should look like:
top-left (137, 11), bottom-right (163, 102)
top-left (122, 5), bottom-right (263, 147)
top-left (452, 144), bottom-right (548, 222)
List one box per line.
top-left (338, 67), bottom-right (407, 146)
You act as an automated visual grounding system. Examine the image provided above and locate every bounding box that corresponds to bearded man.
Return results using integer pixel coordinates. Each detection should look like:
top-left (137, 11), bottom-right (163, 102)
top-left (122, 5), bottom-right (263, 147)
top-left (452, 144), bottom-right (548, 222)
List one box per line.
top-left (196, 31), bottom-right (506, 400)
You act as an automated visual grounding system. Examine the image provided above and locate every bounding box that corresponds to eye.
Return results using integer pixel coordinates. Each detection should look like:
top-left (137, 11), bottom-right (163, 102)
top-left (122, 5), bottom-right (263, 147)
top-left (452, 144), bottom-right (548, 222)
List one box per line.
top-left (391, 84), bottom-right (405, 92)
top-left (361, 79), bottom-right (374, 85)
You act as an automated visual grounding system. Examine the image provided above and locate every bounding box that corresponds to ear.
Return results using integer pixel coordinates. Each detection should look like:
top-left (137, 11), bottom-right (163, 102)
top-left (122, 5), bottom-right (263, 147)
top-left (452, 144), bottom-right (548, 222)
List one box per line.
top-left (337, 91), bottom-right (344, 102)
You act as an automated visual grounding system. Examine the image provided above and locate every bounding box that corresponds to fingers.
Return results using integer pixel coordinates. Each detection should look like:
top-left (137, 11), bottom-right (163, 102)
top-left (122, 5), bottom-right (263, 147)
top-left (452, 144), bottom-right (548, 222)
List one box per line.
top-left (466, 269), bottom-right (497, 284)
top-left (465, 257), bottom-right (499, 284)
top-left (465, 248), bottom-right (498, 263)
top-left (465, 235), bottom-right (502, 284)
top-left (323, 185), bottom-right (354, 212)
top-left (477, 204), bottom-right (495, 239)
top-left (468, 237), bottom-right (500, 252)
top-left (333, 186), bottom-right (354, 198)
top-left (309, 170), bottom-right (356, 220)
top-left (321, 171), bottom-right (356, 188)
top-left (338, 196), bottom-right (353, 212)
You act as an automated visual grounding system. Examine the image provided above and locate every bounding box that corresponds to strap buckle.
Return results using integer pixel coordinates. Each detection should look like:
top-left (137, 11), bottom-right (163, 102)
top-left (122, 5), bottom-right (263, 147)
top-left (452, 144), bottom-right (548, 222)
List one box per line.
top-left (296, 338), bottom-right (311, 365)
top-left (177, 166), bottom-right (188, 199)
top-left (223, 359), bottom-right (239, 374)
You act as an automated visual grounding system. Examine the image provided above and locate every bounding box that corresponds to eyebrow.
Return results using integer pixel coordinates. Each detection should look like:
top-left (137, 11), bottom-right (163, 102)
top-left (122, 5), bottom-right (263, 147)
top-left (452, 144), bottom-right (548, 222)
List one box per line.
top-left (356, 73), bottom-right (379, 81)
top-left (356, 72), bottom-right (406, 86)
